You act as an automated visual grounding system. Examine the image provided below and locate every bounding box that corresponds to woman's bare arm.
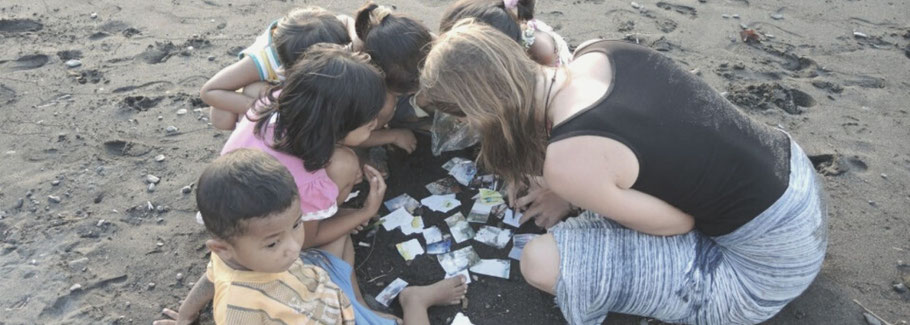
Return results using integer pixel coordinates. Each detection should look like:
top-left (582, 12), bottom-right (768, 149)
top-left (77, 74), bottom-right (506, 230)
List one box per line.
top-left (545, 136), bottom-right (695, 236)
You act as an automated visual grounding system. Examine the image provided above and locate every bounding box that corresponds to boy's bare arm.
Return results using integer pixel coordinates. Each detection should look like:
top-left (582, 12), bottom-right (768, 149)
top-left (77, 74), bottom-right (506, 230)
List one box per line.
top-left (153, 274), bottom-right (214, 325)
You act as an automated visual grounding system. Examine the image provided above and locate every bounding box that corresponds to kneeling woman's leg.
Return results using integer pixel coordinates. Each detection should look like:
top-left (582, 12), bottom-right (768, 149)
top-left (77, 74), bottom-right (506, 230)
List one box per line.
top-left (520, 234), bottom-right (560, 295)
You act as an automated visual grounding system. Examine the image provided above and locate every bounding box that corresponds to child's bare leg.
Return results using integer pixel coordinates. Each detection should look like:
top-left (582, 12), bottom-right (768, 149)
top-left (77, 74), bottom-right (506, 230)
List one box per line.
top-left (399, 276), bottom-right (468, 325)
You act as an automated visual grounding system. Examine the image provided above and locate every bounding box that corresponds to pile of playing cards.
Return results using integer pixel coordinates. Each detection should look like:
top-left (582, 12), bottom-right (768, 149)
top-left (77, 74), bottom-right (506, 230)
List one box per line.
top-left (473, 226), bottom-right (513, 249)
top-left (384, 193), bottom-right (420, 214)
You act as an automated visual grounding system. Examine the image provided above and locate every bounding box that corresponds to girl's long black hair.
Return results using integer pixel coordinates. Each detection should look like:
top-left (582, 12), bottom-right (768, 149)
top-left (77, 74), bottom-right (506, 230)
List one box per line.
top-left (252, 44), bottom-right (386, 171)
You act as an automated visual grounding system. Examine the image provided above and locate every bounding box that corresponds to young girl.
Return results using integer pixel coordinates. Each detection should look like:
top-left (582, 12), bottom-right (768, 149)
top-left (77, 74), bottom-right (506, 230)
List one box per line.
top-left (349, 2), bottom-right (436, 153)
top-left (200, 7), bottom-right (361, 130)
top-left (440, 0), bottom-right (573, 67)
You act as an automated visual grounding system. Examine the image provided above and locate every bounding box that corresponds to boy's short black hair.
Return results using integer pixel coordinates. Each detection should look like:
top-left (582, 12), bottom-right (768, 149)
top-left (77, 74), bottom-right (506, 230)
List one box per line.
top-left (196, 148), bottom-right (299, 240)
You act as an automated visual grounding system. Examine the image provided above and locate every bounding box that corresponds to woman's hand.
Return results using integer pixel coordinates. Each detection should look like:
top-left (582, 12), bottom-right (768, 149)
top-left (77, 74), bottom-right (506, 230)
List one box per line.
top-left (517, 187), bottom-right (573, 229)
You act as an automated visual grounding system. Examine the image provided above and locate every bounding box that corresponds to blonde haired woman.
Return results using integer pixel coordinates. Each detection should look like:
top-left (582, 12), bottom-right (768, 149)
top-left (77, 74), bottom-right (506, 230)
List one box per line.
top-left (420, 22), bottom-right (827, 324)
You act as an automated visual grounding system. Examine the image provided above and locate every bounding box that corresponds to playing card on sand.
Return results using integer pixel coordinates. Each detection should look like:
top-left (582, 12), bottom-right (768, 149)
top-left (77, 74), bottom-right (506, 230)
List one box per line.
top-left (473, 188), bottom-right (504, 205)
top-left (509, 233), bottom-right (538, 260)
top-left (503, 208), bottom-right (522, 228)
top-left (445, 213), bottom-right (475, 243)
top-left (421, 194), bottom-right (461, 213)
top-left (422, 226), bottom-right (443, 244)
top-left (469, 259), bottom-right (511, 279)
top-left (376, 278), bottom-right (409, 307)
top-left (451, 312), bottom-right (474, 325)
top-left (448, 160), bottom-right (477, 186)
top-left (384, 193), bottom-right (420, 214)
top-left (425, 177), bottom-right (462, 195)
top-left (382, 208), bottom-right (414, 231)
top-left (445, 268), bottom-right (472, 284)
top-left (474, 226), bottom-right (513, 249)
top-left (442, 157), bottom-right (472, 172)
top-left (427, 237), bottom-right (453, 254)
top-left (437, 246), bottom-right (481, 274)
top-left (396, 238), bottom-right (424, 261)
top-left (467, 199), bottom-right (494, 223)
top-left (400, 216), bottom-right (425, 235)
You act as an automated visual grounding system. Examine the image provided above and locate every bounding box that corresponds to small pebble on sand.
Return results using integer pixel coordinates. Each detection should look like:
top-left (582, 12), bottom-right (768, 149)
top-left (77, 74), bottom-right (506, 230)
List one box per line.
top-left (155, 154), bottom-right (166, 162)
top-left (732, 14), bottom-right (740, 19)
top-left (48, 195), bottom-right (62, 203)
top-left (97, 219), bottom-right (106, 227)
top-left (770, 13), bottom-right (783, 20)
top-left (51, 180), bottom-right (60, 186)
top-left (146, 175), bottom-right (160, 184)
top-left (176, 273), bottom-right (184, 281)
top-left (176, 108), bottom-right (187, 116)
top-left (630, 2), bottom-right (642, 9)
top-left (166, 126), bottom-right (178, 134)
top-left (208, 56), bottom-right (216, 61)
top-left (181, 185), bottom-right (193, 194)
top-left (148, 282), bottom-right (156, 290)
top-left (65, 60), bottom-right (82, 68)
top-left (70, 283), bottom-right (83, 291)
top-left (853, 31), bottom-right (869, 38)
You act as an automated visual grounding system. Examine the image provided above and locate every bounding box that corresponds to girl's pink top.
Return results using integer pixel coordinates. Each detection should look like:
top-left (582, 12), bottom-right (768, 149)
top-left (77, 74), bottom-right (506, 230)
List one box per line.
top-left (220, 99), bottom-right (339, 221)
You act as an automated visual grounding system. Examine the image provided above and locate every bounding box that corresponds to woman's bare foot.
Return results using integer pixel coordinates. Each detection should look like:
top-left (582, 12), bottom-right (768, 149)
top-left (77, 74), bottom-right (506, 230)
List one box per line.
top-left (399, 275), bottom-right (468, 309)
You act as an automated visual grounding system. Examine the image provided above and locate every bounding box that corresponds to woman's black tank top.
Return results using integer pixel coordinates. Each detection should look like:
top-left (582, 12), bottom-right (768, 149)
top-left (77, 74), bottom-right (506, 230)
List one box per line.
top-left (549, 40), bottom-right (790, 236)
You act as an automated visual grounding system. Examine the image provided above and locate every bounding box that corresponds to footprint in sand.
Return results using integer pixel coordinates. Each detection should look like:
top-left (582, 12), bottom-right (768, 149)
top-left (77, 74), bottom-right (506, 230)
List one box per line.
top-left (0, 84), bottom-right (17, 104)
top-left (121, 95), bottom-right (164, 112)
top-left (726, 83), bottom-right (816, 115)
top-left (1, 54), bottom-right (49, 72)
top-left (656, 2), bottom-right (697, 18)
top-left (0, 18), bottom-right (43, 34)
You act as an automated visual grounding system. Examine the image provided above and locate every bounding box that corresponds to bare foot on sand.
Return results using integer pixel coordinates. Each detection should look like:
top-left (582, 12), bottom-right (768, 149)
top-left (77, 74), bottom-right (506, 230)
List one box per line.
top-left (400, 275), bottom-right (468, 309)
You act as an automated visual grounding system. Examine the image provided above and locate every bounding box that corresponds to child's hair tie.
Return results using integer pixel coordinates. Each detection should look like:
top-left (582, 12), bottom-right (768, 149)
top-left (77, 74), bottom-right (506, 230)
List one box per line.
top-left (503, 0), bottom-right (519, 10)
top-left (370, 5), bottom-right (393, 25)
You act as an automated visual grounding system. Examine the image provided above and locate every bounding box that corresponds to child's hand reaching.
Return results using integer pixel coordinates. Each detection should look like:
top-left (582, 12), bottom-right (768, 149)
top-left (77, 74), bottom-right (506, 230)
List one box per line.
top-left (390, 129), bottom-right (417, 153)
top-left (362, 165), bottom-right (388, 214)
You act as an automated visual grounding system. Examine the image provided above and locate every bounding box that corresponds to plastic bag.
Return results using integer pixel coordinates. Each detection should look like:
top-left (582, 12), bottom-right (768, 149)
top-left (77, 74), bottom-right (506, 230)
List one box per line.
top-left (431, 111), bottom-right (481, 156)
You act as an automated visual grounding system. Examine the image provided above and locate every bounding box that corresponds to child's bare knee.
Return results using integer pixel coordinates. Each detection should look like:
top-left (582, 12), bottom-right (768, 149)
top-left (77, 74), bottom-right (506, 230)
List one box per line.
top-left (520, 234), bottom-right (559, 293)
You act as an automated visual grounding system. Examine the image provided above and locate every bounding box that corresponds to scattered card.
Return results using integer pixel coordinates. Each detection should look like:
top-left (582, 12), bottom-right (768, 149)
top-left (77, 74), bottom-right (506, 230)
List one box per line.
top-left (422, 226), bottom-right (443, 244)
top-left (469, 174), bottom-right (497, 190)
top-left (437, 246), bottom-right (481, 274)
top-left (445, 268), bottom-right (472, 284)
top-left (490, 204), bottom-right (507, 219)
top-left (469, 259), bottom-right (511, 279)
top-left (426, 237), bottom-right (453, 254)
top-left (425, 177), bottom-right (461, 195)
top-left (509, 234), bottom-right (538, 260)
top-left (445, 213), bottom-right (476, 243)
top-left (451, 312), bottom-right (474, 325)
top-left (442, 157), bottom-right (471, 172)
top-left (448, 160), bottom-right (477, 186)
top-left (396, 238), bottom-right (425, 261)
top-left (400, 216), bottom-right (425, 235)
top-left (376, 278), bottom-right (409, 307)
top-left (503, 208), bottom-right (522, 228)
top-left (474, 226), bottom-right (513, 249)
top-left (473, 189), bottom-right (504, 205)
top-left (420, 194), bottom-right (461, 213)
top-left (384, 193), bottom-right (420, 214)
top-left (466, 200), bottom-right (494, 223)
top-left (381, 208), bottom-right (414, 231)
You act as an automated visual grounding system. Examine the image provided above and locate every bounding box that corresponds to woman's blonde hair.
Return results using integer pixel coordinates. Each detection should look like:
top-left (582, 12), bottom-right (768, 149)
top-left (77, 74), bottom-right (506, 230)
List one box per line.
top-left (420, 21), bottom-right (545, 188)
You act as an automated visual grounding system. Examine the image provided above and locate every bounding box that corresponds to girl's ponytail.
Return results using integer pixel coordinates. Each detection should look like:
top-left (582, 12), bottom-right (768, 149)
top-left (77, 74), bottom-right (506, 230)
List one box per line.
top-left (355, 3), bottom-right (392, 41)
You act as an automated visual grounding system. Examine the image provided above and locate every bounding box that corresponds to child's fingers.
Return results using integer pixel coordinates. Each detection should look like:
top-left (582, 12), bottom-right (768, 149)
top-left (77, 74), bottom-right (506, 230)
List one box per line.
top-left (162, 309), bottom-right (179, 319)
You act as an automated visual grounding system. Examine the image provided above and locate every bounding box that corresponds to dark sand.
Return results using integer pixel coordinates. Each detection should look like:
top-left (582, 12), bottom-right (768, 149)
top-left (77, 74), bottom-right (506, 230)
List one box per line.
top-left (1, 0), bottom-right (908, 324)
